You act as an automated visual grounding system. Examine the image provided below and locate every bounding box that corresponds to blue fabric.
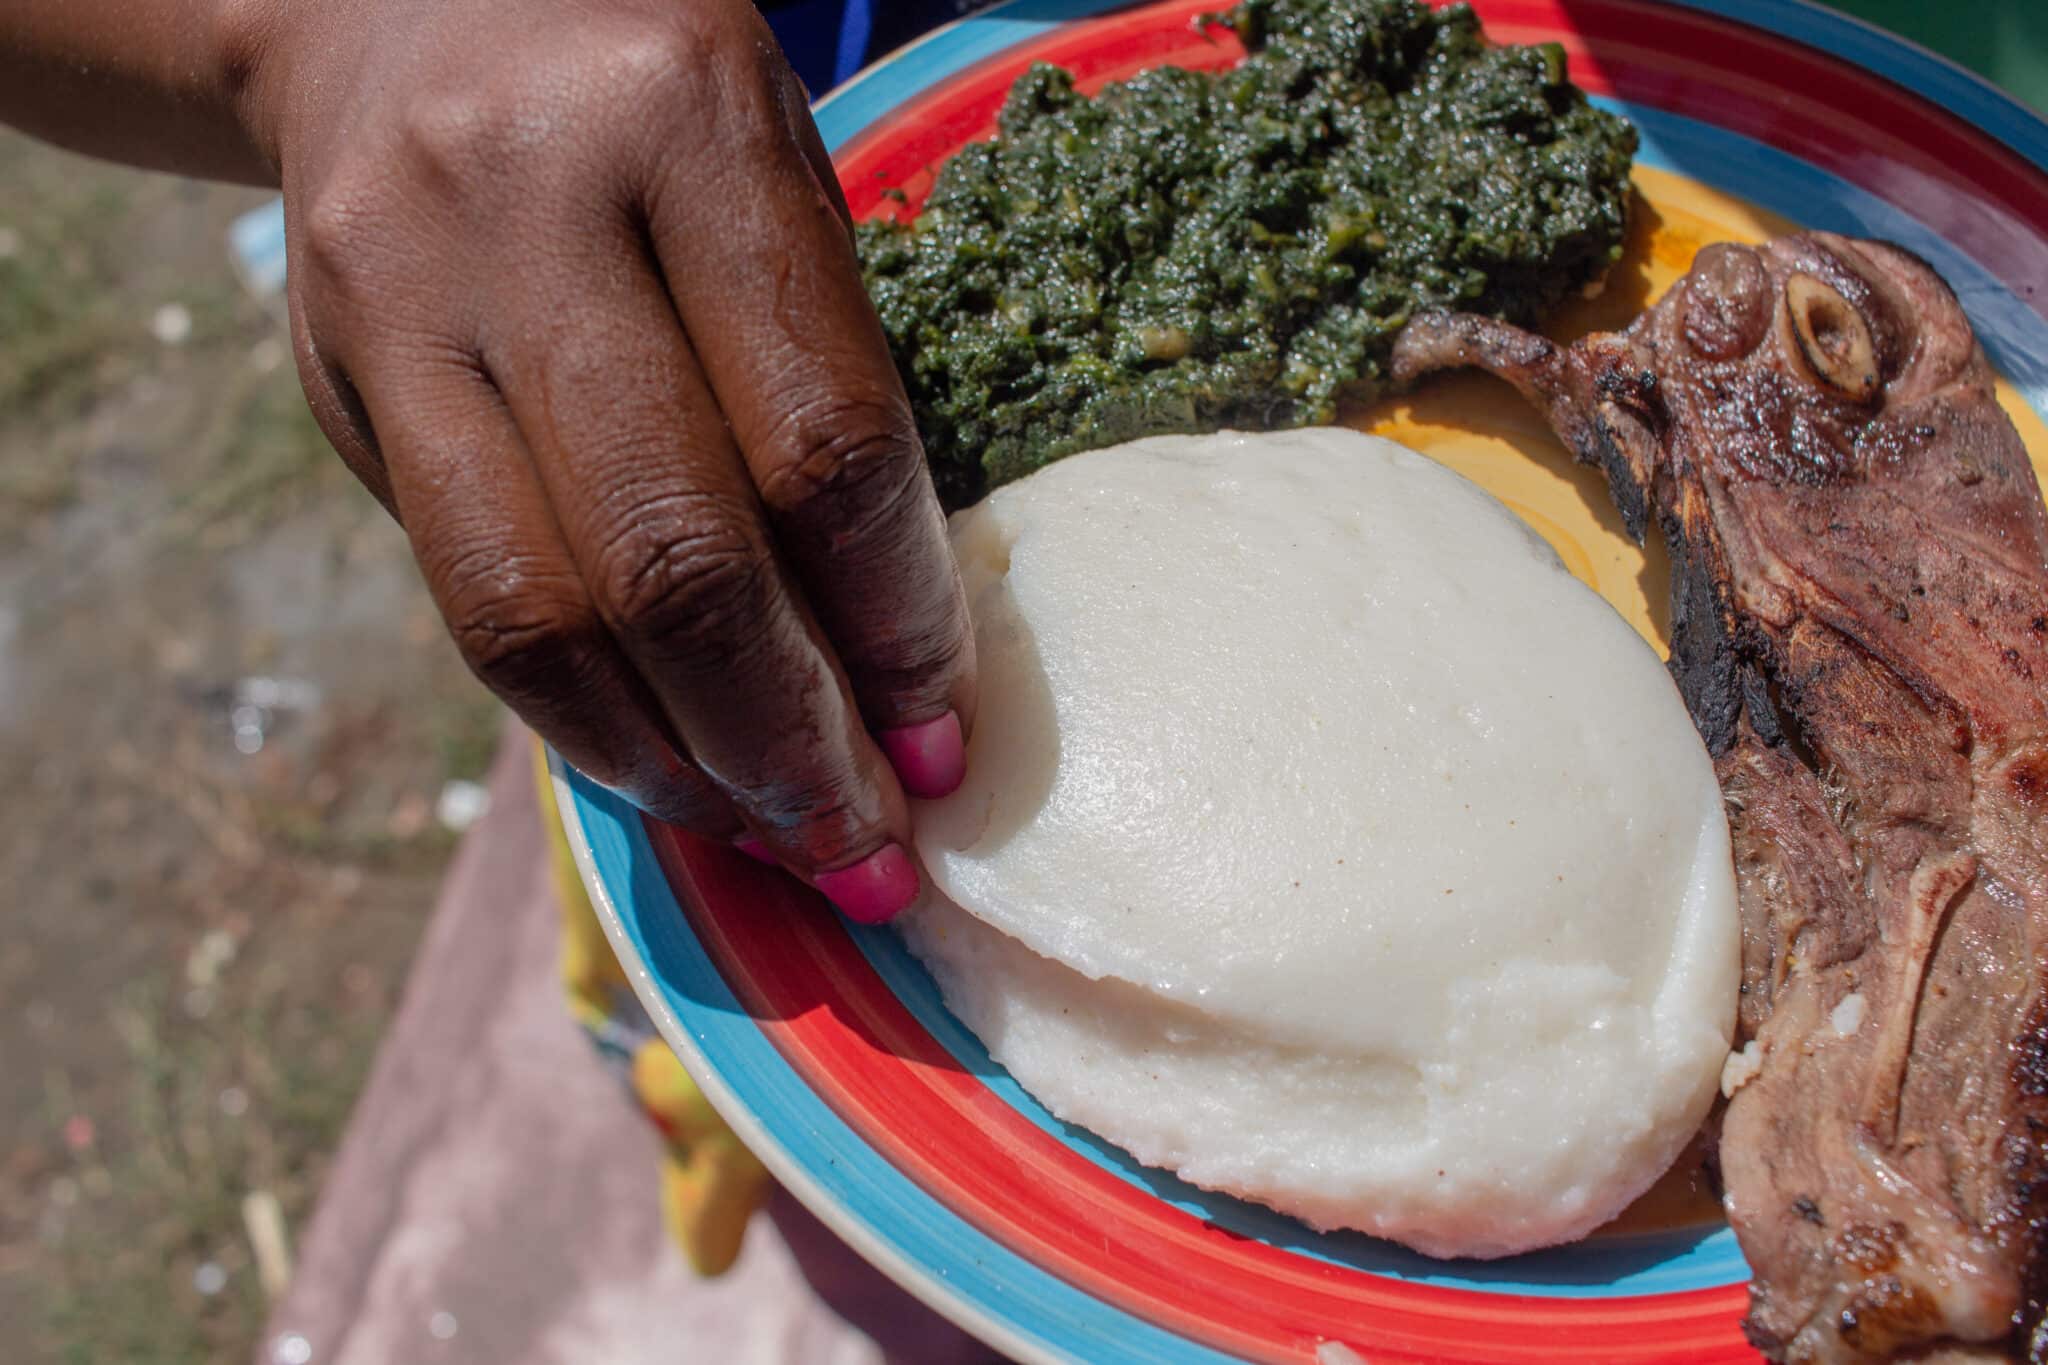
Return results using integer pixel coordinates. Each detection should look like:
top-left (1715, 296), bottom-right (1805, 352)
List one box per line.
top-left (769, 0), bottom-right (986, 93)
top-left (763, 0), bottom-right (873, 95)
top-left (833, 0), bottom-right (876, 89)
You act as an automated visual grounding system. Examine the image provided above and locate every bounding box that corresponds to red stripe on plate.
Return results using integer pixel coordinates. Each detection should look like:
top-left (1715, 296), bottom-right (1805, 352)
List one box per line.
top-left (837, 0), bottom-right (1245, 226)
top-left (1478, 0), bottom-right (2048, 317)
top-left (650, 824), bottom-right (1759, 1361)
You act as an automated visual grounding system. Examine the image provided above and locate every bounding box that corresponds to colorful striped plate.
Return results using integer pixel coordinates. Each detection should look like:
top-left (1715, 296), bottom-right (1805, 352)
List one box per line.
top-left (553, 3), bottom-right (2048, 1360)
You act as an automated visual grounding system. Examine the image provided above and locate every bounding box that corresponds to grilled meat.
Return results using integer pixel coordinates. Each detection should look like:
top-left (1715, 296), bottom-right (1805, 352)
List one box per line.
top-left (1392, 233), bottom-right (2048, 1363)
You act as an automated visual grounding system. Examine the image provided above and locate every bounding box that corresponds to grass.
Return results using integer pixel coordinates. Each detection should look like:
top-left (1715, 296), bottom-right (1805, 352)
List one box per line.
top-left (0, 197), bottom-right (125, 515)
top-left (0, 184), bottom-right (138, 419)
top-left (27, 690), bottom-right (495, 1364)
top-left (435, 691), bottom-right (508, 783)
top-left (38, 982), bottom-right (382, 1365)
top-left (0, 141), bottom-right (309, 543)
top-left (171, 365), bottom-right (352, 546)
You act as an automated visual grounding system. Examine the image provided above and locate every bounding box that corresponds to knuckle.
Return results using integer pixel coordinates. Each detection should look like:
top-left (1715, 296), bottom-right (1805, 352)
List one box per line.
top-left (393, 24), bottom-right (695, 194)
top-left (634, 775), bottom-right (735, 835)
top-left (299, 176), bottom-right (383, 290)
top-left (709, 68), bottom-right (798, 168)
top-left (577, 743), bottom-right (732, 834)
top-left (607, 18), bottom-right (699, 92)
top-left (556, 15), bottom-right (712, 133)
top-left (441, 560), bottom-right (597, 696)
top-left (639, 12), bottom-right (797, 174)
top-left (299, 184), bottom-right (366, 286)
top-left (756, 395), bottom-right (924, 535)
top-left (762, 787), bottom-right (888, 870)
top-left (842, 594), bottom-right (974, 723)
top-left (881, 593), bottom-right (974, 682)
top-left (591, 507), bottom-right (772, 657)
top-left (400, 88), bottom-right (514, 185)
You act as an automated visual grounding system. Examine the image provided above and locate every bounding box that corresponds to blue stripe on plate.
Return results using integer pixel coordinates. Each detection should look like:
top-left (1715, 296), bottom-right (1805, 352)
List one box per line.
top-left (853, 919), bottom-right (1750, 1296)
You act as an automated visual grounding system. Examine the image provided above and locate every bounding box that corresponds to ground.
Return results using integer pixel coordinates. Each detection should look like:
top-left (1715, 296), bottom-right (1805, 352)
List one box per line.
top-left (0, 131), bottom-right (502, 1365)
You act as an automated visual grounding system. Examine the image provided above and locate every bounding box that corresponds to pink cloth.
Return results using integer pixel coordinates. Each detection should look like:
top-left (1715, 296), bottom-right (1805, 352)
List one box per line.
top-left (258, 727), bottom-right (997, 1365)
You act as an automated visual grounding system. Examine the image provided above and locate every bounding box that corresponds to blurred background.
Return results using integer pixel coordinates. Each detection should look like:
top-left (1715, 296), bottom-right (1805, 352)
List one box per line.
top-left (1, 4), bottom-right (2042, 1364)
top-left (0, 141), bottom-right (500, 1362)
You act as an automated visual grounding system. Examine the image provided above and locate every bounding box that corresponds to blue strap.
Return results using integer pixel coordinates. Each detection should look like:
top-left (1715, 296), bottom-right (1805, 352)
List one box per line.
top-left (833, 0), bottom-right (876, 88)
top-left (759, 0), bottom-right (887, 97)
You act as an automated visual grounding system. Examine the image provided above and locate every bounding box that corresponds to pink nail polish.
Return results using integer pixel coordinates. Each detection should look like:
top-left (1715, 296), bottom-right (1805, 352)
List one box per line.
top-left (733, 837), bottom-right (777, 866)
top-left (878, 711), bottom-right (966, 800)
top-left (813, 843), bottom-right (920, 925)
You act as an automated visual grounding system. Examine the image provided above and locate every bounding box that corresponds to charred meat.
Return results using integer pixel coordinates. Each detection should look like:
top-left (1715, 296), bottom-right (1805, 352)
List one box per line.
top-left (1393, 233), bottom-right (2048, 1363)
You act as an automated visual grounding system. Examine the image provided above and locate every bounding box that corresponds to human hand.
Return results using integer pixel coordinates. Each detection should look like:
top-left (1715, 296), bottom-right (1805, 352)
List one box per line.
top-left (246, 0), bottom-right (974, 920)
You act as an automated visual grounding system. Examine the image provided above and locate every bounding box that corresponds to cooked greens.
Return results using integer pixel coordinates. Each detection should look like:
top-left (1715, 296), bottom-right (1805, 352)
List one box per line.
top-left (856, 0), bottom-right (1636, 507)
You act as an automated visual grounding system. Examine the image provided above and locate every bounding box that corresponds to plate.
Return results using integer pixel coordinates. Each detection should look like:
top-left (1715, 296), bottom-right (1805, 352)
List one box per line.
top-left (553, 3), bottom-right (2048, 1361)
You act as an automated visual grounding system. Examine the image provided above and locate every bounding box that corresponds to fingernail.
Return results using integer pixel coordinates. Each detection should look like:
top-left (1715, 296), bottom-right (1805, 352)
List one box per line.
top-left (813, 843), bottom-right (919, 925)
top-left (733, 837), bottom-right (777, 866)
top-left (878, 711), bottom-right (966, 800)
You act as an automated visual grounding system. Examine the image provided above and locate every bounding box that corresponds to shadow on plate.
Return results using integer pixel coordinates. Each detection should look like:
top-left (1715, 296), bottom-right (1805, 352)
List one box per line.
top-left (848, 912), bottom-right (1741, 1294)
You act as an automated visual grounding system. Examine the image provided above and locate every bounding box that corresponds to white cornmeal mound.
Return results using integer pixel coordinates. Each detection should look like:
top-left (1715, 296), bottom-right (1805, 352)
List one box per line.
top-left (901, 428), bottom-right (1738, 1260)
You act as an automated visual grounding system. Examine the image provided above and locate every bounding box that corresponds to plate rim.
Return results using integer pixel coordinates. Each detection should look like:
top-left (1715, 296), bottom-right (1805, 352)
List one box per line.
top-left (811, 0), bottom-right (2048, 169)
top-left (1653, 0), bottom-right (2047, 169)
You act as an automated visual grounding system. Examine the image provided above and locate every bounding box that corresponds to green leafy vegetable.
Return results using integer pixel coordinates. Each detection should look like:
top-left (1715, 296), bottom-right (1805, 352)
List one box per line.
top-left (857, 0), bottom-right (1636, 507)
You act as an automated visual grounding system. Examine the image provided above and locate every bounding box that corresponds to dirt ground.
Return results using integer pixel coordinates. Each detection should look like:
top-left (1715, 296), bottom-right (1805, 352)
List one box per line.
top-left (0, 130), bottom-right (503, 1364)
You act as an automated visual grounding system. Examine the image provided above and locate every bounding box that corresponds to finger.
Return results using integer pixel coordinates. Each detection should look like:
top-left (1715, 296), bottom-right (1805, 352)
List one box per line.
top-left (774, 61), bottom-right (854, 236)
top-left (340, 339), bottom-right (741, 836)
top-left (640, 59), bottom-right (977, 799)
top-left (482, 215), bottom-right (918, 919)
top-left (288, 285), bottom-right (398, 517)
top-left (771, 69), bottom-right (961, 815)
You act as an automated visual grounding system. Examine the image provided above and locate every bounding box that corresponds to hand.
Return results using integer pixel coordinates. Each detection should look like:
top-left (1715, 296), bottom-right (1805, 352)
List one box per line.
top-left (247, 0), bottom-right (975, 919)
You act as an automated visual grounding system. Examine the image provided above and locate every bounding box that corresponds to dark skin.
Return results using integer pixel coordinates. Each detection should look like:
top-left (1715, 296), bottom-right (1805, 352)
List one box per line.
top-left (2, 0), bottom-right (977, 919)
